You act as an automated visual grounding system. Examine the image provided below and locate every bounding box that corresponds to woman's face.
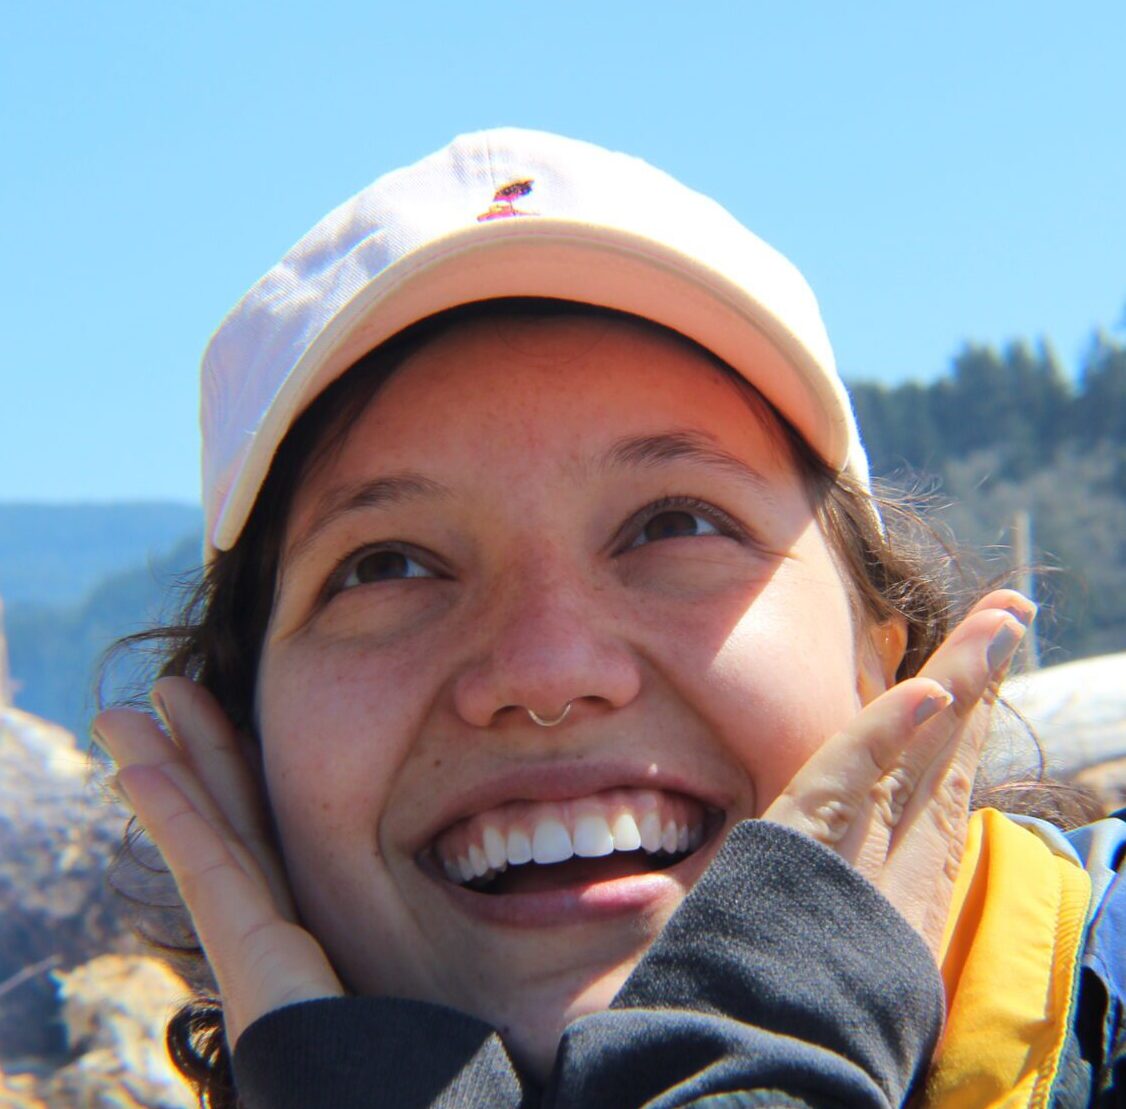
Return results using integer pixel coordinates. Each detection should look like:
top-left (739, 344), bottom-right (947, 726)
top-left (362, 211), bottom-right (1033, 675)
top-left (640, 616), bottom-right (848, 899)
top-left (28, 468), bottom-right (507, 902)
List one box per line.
top-left (256, 313), bottom-right (899, 1075)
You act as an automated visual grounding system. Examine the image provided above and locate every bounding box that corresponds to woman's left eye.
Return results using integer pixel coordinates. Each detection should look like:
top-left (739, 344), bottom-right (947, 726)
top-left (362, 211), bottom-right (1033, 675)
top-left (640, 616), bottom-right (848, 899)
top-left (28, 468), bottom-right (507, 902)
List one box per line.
top-left (625, 499), bottom-right (736, 549)
top-left (338, 546), bottom-right (434, 589)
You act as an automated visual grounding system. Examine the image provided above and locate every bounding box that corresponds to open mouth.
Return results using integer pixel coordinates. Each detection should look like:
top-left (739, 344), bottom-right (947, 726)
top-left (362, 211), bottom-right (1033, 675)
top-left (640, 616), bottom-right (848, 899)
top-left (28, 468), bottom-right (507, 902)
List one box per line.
top-left (428, 788), bottom-right (724, 896)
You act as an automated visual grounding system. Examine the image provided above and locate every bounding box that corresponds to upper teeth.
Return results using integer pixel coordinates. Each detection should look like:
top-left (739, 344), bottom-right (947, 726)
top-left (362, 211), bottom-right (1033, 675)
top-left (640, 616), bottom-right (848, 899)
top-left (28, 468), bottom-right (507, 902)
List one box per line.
top-left (431, 788), bottom-right (709, 886)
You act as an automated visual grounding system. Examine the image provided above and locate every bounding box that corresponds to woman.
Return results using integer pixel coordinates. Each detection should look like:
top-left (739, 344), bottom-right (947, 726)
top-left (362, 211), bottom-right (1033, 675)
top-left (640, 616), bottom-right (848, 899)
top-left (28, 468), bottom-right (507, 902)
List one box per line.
top-left (95, 129), bottom-right (1124, 1107)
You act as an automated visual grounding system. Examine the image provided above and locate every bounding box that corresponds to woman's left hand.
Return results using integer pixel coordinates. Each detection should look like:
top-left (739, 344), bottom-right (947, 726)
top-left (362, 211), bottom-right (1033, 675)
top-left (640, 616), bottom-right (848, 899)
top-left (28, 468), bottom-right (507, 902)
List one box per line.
top-left (762, 588), bottom-right (1034, 958)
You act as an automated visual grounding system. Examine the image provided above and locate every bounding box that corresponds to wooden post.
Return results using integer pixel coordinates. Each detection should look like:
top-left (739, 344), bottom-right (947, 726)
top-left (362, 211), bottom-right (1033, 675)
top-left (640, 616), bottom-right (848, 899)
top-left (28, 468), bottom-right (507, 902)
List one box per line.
top-left (1011, 510), bottom-right (1039, 672)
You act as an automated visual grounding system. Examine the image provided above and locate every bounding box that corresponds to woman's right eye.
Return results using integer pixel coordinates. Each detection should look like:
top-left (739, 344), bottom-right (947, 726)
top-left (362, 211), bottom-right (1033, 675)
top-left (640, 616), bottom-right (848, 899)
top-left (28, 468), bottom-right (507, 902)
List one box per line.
top-left (337, 545), bottom-right (435, 590)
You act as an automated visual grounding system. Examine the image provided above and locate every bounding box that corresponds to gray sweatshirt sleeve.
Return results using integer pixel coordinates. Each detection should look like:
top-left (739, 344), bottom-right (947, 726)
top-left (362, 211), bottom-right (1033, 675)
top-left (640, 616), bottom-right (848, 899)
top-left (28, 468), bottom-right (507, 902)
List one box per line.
top-left (545, 821), bottom-right (944, 1107)
top-left (233, 996), bottom-right (531, 1108)
top-left (233, 821), bottom-right (944, 1108)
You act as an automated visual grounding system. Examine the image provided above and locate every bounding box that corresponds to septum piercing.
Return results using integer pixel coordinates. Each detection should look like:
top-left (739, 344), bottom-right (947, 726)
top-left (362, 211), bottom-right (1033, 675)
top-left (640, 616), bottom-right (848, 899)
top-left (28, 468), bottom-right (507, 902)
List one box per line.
top-left (525, 701), bottom-right (574, 727)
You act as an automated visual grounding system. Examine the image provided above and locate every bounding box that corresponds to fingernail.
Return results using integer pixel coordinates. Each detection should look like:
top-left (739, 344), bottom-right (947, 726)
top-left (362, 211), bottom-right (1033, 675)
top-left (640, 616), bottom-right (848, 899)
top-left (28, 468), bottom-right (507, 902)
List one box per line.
top-left (987, 622), bottom-right (1024, 673)
top-left (914, 689), bottom-right (954, 726)
top-left (1004, 601), bottom-right (1037, 628)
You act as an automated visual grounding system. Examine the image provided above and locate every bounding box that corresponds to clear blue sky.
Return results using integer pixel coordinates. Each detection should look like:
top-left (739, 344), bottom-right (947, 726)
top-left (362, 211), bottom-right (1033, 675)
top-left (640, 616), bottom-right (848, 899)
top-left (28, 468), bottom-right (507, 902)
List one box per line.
top-left (2, 2), bottom-right (1123, 504)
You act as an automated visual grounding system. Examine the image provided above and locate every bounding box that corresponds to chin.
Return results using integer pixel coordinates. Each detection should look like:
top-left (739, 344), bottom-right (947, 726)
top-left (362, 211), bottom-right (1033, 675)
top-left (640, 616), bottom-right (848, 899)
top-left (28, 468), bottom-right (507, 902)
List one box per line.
top-left (495, 961), bottom-right (637, 1084)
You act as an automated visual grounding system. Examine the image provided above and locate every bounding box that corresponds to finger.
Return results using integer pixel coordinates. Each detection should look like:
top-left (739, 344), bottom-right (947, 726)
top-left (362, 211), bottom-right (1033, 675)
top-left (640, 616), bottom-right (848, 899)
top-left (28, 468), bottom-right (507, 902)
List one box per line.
top-left (877, 608), bottom-right (1030, 949)
top-left (875, 604), bottom-right (1026, 864)
top-left (151, 677), bottom-right (261, 832)
top-left (94, 705), bottom-right (281, 912)
top-left (94, 706), bottom-right (235, 835)
top-left (763, 675), bottom-right (954, 855)
top-left (913, 602), bottom-right (1028, 713)
top-left (888, 605), bottom-right (1030, 850)
top-left (764, 606), bottom-right (1027, 884)
top-left (876, 726), bottom-right (978, 953)
top-left (963, 587), bottom-right (1036, 629)
top-left (150, 678), bottom-right (291, 909)
top-left (115, 764), bottom-right (341, 1044)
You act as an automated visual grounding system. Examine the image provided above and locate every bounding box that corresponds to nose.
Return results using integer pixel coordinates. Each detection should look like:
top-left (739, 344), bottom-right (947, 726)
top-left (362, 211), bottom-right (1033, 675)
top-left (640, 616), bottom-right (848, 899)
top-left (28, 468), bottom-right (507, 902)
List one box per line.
top-left (451, 561), bottom-right (642, 729)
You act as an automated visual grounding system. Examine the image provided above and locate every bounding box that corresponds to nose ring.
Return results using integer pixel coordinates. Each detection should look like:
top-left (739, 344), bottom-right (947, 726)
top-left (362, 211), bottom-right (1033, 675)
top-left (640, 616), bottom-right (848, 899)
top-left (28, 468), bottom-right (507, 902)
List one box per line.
top-left (525, 701), bottom-right (574, 727)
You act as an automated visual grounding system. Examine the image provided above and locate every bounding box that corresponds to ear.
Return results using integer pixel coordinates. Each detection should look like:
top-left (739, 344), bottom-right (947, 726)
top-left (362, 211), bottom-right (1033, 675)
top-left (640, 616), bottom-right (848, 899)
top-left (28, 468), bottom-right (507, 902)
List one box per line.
top-left (856, 615), bottom-right (908, 704)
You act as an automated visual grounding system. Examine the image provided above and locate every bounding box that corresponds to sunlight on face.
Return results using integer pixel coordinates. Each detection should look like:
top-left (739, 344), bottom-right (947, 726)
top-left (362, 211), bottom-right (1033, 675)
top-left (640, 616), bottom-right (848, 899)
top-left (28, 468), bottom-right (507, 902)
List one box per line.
top-left (255, 312), bottom-right (889, 1077)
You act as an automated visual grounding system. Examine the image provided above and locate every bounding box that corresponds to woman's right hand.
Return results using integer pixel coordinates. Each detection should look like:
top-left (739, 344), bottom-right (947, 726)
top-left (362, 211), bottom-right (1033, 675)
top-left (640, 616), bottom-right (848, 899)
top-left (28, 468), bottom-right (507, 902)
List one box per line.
top-left (93, 676), bottom-right (343, 1046)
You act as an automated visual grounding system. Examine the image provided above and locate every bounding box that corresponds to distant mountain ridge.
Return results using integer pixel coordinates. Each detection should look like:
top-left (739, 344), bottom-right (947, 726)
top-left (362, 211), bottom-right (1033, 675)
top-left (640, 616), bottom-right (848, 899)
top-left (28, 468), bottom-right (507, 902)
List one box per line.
top-left (1, 503), bottom-right (202, 737)
top-left (0, 502), bottom-right (202, 606)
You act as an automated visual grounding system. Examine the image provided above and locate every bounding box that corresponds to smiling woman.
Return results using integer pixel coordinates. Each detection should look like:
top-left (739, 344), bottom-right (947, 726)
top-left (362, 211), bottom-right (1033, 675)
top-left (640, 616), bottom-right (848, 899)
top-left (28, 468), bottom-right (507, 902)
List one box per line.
top-left (253, 308), bottom-right (892, 1072)
top-left (94, 130), bottom-right (1124, 1108)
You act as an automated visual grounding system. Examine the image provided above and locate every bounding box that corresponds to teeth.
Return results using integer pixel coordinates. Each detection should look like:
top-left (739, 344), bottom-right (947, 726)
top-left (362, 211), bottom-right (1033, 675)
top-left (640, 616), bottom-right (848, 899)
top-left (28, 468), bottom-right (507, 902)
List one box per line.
top-left (573, 814), bottom-right (614, 857)
top-left (611, 812), bottom-right (642, 851)
top-left (639, 812), bottom-right (663, 854)
top-left (532, 820), bottom-right (573, 864)
top-left (483, 826), bottom-right (507, 870)
top-left (469, 844), bottom-right (488, 877)
top-left (433, 790), bottom-right (716, 885)
top-left (507, 827), bottom-right (533, 865)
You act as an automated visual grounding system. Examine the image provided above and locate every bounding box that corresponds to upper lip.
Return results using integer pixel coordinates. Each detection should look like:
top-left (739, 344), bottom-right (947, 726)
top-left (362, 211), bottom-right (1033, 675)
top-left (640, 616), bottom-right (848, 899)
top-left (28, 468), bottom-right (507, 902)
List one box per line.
top-left (410, 758), bottom-right (736, 857)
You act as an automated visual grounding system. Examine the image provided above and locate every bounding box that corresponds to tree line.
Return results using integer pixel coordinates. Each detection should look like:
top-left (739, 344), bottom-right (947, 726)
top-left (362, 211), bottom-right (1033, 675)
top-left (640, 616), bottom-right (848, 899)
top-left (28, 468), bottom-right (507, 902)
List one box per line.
top-left (851, 326), bottom-right (1126, 488)
top-left (849, 319), bottom-right (1126, 662)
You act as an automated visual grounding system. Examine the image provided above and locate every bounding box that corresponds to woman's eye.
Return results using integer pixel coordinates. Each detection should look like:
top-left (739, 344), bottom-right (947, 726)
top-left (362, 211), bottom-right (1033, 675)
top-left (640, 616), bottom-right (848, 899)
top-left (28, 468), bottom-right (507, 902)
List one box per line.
top-left (629, 507), bottom-right (724, 548)
top-left (340, 547), bottom-right (433, 588)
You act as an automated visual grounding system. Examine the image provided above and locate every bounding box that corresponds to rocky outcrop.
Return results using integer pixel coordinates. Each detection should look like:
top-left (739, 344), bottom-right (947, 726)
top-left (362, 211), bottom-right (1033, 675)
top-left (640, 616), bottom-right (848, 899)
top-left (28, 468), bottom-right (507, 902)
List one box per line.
top-left (0, 704), bottom-right (133, 1062)
top-left (0, 703), bottom-right (195, 1105)
top-left (1000, 652), bottom-right (1126, 811)
top-left (0, 954), bottom-right (195, 1109)
top-left (36, 955), bottom-right (195, 1108)
top-left (0, 1065), bottom-right (45, 1109)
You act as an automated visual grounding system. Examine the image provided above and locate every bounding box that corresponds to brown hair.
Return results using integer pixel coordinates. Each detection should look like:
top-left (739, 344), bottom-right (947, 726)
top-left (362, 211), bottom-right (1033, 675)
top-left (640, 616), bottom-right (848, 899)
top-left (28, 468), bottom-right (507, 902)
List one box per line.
top-left (109, 299), bottom-right (1101, 1107)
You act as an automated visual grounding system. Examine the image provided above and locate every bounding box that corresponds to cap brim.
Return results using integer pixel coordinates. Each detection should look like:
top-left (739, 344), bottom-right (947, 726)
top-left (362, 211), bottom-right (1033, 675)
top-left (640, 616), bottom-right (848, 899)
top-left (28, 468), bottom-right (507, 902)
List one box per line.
top-left (212, 218), bottom-right (855, 553)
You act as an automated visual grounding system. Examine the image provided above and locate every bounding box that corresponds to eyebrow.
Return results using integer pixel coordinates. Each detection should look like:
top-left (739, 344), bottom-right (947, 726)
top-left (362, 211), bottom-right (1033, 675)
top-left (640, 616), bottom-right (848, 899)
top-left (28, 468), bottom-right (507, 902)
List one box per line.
top-left (283, 472), bottom-right (452, 570)
top-left (600, 430), bottom-right (776, 503)
top-left (283, 431), bottom-right (772, 569)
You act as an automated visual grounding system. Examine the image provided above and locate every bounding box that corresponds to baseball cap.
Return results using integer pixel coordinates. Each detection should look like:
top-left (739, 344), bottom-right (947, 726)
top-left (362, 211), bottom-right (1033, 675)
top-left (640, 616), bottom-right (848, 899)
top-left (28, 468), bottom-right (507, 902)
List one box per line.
top-left (201, 127), bottom-right (867, 556)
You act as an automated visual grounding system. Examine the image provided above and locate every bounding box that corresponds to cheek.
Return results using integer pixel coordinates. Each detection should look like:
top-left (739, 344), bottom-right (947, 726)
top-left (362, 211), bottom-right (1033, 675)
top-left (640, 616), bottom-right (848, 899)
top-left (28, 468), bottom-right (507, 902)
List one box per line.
top-left (255, 639), bottom-right (429, 844)
top-left (683, 566), bottom-right (863, 812)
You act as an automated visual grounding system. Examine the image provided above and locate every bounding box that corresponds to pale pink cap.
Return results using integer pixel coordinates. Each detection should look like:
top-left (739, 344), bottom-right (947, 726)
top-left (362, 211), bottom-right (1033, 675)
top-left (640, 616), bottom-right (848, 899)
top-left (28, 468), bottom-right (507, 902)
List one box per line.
top-left (201, 127), bottom-right (867, 556)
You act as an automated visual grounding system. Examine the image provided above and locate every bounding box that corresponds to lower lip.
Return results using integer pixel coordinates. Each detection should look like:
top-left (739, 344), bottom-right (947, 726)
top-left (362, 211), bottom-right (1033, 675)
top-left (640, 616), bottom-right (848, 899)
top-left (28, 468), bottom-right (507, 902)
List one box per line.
top-left (427, 846), bottom-right (717, 928)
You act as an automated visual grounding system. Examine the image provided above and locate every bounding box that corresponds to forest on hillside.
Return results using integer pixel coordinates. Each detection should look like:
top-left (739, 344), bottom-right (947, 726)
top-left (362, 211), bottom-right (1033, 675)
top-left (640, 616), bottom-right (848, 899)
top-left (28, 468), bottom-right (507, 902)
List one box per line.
top-left (4, 316), bottom-right (1125, 738)
top-left (850, 322), bottom-right (1126, 661)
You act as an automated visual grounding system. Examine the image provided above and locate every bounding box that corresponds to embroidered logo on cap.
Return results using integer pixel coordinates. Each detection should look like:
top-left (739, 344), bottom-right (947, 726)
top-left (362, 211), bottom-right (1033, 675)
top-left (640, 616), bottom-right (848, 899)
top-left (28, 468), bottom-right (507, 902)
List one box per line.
top-left (477, 179), bottom-right (536, 222)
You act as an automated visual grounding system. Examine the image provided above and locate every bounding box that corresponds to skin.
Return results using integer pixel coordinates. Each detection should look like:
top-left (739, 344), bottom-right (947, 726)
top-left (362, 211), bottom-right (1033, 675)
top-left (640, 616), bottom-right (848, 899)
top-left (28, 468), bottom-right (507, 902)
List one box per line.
top-left (94, 314), bottom-right (1032, 1081)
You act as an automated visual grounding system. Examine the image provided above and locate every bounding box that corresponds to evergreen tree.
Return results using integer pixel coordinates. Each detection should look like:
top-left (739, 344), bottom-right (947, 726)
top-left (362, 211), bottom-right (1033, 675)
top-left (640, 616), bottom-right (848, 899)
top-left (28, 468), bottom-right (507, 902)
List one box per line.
top-left (1076, 330), bottom-right (1126, 446)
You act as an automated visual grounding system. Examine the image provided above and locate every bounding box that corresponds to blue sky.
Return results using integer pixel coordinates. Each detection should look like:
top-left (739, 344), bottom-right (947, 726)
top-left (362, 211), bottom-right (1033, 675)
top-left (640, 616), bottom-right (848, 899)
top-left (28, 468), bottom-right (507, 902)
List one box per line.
top-left (2, 2), bottom-right (1123, 504)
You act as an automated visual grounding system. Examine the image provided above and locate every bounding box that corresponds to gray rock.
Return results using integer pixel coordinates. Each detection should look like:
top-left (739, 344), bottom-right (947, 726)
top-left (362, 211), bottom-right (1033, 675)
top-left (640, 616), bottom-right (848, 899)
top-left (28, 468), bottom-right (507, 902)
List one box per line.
top-left (0, 705), bottom-right (134, 1063)
top-left (1001, 652), bottom-right (1126, 778)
